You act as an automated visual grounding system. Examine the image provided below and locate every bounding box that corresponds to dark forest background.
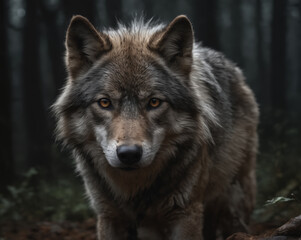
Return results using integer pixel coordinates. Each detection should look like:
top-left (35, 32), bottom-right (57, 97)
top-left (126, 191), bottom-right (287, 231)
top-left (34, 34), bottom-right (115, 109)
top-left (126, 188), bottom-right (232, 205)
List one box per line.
top-left (1, 0), bottom-right (301, 226)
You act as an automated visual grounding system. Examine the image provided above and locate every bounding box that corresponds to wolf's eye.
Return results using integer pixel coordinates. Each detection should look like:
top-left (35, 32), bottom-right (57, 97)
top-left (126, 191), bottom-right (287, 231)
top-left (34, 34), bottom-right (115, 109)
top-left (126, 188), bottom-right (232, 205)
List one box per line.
top-left (148, 98), bottom-right (161, 109)
top-left (98, 98), bottom-right (111, 109)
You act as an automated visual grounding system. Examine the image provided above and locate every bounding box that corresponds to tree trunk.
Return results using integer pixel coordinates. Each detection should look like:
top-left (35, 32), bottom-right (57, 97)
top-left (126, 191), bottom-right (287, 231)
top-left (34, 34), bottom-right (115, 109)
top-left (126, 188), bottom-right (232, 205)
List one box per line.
top-left (298, 1), bottom-right (301, 95)
top-left (143, 0), bottom-right (154, 20)
top-left (0, 0), bottom-right (13, 190)
top-left (255, 0), bottom-right (269, 107)
top-left (192, 0), bottom-right (219, 50)
top-left (22, 0), bottom-right (51, 168)
top-left (105, 0), bottom-right (123, 28)
top-left (230, 0), bottom-right (243, 67)
top-left (39, 2), bottom-right (66, 95)
top-left (63, 0), bottom-right (97, 24)
top-left (270, 0), bottom-right (287, 111)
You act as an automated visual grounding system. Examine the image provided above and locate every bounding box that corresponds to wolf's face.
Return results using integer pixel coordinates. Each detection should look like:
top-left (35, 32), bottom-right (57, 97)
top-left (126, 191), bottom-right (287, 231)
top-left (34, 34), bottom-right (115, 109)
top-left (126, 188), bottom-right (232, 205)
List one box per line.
top-left (54, 16), bottom-right (199, 172)
top-left (88, 56), bottom-right (172, 169)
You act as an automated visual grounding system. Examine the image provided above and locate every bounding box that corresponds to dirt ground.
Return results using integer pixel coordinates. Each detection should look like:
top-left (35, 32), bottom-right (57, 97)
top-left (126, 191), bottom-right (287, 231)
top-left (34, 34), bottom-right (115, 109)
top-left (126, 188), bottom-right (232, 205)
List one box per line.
top-left (1, 216), bottom-right (301, 240)
top-left (0, 218), bottom-right (97, 240)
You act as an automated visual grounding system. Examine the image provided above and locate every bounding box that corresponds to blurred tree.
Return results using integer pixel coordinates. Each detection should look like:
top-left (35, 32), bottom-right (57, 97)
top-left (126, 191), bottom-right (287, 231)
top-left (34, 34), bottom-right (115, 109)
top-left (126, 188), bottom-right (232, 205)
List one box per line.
top-left (270, 0), bottom-right (288, 111)
top-left (230, 0), bottom-right (243, 68)
top-left (192, 0), bottom-right (219, 50)
top-left (256, 0), bottom-right (269, 106)
top-left (63, 0), bottom-right (97, 23)
top-left (143, 0), bottom-right (154, 19)
top-left (22, 0), bottom-right (51, 168)
top-left (39, 0), bottom-right (65, 92)
top-left (296, 1), bottom-right (301, 93)
top-left (105, 0), bottom-right (123, 27)
top-left (0, 0), bottom-right (14, 190)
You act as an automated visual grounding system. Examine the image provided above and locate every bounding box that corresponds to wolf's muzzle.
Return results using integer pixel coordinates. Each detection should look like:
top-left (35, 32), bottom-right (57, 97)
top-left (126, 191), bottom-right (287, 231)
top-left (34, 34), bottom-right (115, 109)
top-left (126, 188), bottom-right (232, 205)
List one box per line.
top-left (116, 144), bottom-right (142, 166)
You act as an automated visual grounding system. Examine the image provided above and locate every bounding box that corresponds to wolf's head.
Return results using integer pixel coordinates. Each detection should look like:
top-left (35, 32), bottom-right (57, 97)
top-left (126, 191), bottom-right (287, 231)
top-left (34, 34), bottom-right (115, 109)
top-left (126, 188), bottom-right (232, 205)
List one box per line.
top-left (53, 15), bottom-right (205, 184)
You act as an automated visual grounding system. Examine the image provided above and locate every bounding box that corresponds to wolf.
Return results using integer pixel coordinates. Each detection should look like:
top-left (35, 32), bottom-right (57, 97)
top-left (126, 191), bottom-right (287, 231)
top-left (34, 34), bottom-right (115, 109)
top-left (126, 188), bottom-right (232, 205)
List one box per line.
top-left (53, 15), bottom-right (259, 240)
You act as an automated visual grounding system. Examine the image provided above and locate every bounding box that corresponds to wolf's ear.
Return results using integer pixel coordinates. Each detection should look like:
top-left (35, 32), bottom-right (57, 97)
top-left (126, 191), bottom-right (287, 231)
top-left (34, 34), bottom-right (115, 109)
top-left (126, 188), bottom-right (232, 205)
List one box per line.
top-left (65, 15), bottom-right (112, 79)
top-left (149, 15), bottom-right (194, 75)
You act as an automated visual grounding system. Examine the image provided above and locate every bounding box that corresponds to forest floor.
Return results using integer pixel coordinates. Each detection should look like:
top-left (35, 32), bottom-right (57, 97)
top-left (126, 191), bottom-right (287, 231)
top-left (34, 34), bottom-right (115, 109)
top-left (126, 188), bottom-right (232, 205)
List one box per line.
top-left (1, 215), bottom-right (301, 240)
top-left (0, 218), bottom-right (97, 240)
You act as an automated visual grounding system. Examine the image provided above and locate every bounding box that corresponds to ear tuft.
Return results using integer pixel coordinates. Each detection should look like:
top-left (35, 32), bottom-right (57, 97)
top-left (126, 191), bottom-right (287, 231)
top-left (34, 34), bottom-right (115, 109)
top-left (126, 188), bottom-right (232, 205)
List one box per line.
top-left (65, 15), bottom-right (112, 79)
top-left (149, 15), bottom-right (194, 75)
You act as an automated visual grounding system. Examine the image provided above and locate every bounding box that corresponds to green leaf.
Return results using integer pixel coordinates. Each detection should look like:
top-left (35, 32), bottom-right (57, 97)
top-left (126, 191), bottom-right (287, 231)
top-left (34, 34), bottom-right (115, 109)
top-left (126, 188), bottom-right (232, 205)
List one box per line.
top-left (24, 168), bottom-right (38, 178)
top-left (265, 196), bottom-right (294, 206)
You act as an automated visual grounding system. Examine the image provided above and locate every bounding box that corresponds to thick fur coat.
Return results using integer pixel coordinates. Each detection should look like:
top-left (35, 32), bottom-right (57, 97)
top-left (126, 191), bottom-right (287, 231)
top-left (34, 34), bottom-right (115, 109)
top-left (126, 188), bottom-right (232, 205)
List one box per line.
top-left (53, 15), bottom-right (259, 240)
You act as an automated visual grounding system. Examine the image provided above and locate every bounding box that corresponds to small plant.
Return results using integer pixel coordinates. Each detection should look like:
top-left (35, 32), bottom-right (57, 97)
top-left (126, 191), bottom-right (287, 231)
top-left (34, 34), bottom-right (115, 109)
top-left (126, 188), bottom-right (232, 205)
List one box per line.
top-left (265, 196), bottom-right (294, 206)
top-left (0, 168), bottom-right (38, 221)
top-left (0, 168), bottom-right (92, 222)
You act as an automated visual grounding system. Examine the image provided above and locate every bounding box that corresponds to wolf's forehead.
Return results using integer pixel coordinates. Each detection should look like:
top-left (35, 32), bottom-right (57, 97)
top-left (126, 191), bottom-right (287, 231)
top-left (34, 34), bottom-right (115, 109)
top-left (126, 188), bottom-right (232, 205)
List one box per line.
top-left (102, 52), bottom-right (155, 90)
top-left (109, 38), bottom-right (152, 64)
top-left (104, 69), bottom-right (154, 97)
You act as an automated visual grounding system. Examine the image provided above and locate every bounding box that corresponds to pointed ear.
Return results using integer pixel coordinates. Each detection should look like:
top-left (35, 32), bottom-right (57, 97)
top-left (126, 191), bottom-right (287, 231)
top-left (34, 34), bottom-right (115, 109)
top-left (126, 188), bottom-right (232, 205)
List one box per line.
top-left (65, 15), bottom-right (112, 79)
top-left (149, 15), bottom-right (194, 75)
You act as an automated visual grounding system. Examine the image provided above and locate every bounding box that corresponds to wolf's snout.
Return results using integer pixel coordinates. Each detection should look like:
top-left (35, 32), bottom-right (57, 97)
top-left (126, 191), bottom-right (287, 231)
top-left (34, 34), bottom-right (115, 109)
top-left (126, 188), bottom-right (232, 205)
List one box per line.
top-left (116, 145), bottom-right (142, 165)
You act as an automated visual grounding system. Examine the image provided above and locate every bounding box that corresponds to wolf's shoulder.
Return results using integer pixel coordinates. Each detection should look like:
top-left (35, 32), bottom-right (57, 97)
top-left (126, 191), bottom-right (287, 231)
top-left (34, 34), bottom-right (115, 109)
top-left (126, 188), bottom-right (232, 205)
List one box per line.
top-left (192, 44), bottom-right (244, 91)
top-left (193, 45), bottom-right (237, 73)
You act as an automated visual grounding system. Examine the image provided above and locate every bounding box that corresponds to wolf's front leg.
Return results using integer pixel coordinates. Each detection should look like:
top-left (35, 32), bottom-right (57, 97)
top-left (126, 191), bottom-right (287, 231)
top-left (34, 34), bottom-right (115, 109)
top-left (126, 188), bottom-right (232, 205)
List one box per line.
top-left (169, 203), bottom-right (204, 240)
top-left (97, 215), bottom-right (137, 240)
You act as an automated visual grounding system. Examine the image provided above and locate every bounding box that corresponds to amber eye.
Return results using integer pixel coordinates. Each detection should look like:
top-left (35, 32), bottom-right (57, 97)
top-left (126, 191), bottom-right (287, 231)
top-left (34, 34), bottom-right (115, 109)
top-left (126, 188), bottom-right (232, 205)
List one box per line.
top-left (148, 98), bottom-right (161, 109)
top-left (98, 98), bottom-right (111, 109)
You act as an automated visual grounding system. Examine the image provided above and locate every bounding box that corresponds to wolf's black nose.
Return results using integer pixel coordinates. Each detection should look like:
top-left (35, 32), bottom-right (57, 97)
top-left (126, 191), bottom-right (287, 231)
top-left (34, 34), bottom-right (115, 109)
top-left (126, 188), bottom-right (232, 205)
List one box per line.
top-left (117, 145), bottom-right (142, 165)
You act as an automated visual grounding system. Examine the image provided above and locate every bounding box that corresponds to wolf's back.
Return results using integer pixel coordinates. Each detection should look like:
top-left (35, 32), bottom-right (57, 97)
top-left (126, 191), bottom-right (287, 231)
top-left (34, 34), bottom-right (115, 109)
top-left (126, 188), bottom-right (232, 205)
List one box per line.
top-left (191, 45), bottom-right (258, 237)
